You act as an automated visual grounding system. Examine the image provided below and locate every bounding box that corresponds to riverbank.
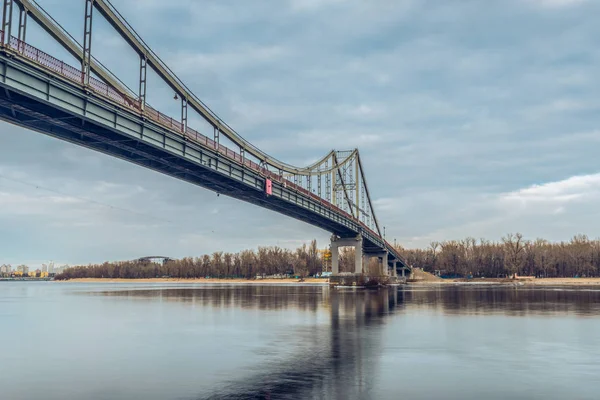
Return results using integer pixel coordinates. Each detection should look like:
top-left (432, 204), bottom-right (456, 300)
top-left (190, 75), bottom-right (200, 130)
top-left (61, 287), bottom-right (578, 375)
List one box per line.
top-left (57, 277), bottom-right (600, 286)
top-left (411, 277), bottom-right (600, 286)
top-left (59, 277), bottom-right (329, 284)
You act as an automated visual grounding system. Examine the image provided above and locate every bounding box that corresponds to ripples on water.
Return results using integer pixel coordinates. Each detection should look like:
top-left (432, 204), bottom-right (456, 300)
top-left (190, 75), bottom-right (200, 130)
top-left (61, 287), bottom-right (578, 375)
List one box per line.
top-left (1, 283), bottom-right (599, 400)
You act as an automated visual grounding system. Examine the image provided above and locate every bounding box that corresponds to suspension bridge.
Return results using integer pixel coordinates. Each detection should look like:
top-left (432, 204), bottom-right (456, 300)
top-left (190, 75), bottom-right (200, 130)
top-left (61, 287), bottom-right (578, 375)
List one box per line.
top-left (0, 0), bottom-right (410, 279)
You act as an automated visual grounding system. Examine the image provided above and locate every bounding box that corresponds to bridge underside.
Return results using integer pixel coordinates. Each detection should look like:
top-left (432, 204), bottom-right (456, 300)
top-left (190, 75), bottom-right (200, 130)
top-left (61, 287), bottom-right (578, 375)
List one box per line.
top-left (0, 88), bottom-right (353, 234)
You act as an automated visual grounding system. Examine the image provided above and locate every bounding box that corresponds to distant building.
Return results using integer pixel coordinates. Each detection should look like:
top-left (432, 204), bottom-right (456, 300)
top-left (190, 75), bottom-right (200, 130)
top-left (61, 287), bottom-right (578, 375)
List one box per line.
top-left (0, 264), bottom-right (11, 275)
top-left (42, 264), bottom-right (48, 273)
top-left (17, 265), bottom-right (29, 275)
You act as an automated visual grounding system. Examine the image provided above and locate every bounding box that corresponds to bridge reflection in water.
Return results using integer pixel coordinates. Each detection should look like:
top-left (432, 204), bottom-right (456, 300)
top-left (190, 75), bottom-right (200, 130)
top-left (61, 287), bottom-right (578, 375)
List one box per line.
top-left (88, 285), bottom-right (600, 400)
top-left (93, 285), bottom-right (403, 399)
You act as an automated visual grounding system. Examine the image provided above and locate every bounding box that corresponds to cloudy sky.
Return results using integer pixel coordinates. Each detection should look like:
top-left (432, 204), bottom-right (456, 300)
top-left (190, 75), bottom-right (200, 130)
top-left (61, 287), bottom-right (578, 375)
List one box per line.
top-left (1, 0), bottom-right (599, 267)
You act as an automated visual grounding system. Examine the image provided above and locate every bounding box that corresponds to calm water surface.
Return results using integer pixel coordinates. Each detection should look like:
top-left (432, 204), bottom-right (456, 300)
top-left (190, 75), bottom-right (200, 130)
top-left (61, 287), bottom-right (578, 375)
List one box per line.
top-left (1, 282), bottom-right (599, 399)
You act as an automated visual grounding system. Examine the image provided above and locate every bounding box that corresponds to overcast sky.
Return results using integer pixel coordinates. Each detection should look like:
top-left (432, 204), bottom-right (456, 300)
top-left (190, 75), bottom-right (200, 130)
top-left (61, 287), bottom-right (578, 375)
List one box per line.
top-left (1, 0), bottom-right (599, 267)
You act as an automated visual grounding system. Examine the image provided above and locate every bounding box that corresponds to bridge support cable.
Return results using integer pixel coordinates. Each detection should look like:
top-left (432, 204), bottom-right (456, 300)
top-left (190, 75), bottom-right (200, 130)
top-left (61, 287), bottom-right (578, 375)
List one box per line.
top-left (17, 1), bottom-right (26, 41)
top-left (138, 55), bottom-right (147, 110)
top-left (181, 96), bottom-right (188, 133)
top-left (1, 0), bottom-right (13, 45)
top-left (82, 0), bottom-right (94, 86)
top-left (317, 172), bottom-right (322, 198)
top-left (355, 156), bottom-right (360, 219)
top-left (361, 178), bottom-right (366, 224)
top-left (356, 152), bottom-right (382, 236)
top-left (325, 159), bottom-right (331, 202)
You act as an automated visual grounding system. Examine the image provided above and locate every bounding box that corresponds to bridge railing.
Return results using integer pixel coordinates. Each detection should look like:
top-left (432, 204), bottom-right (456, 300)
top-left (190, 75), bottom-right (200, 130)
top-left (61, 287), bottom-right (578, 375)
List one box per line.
top-left (0, 31), bottom-right (395, 249)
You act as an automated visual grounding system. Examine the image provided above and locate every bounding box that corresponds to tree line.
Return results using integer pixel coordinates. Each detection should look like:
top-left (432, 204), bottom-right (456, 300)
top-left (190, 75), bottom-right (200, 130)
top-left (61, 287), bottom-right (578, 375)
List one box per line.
top-left (55, 240), bottom-right (324, 280)
top-left (399, 234), bottom-right (600, 278)
top-left (55, 234), bottom-right (600, 280)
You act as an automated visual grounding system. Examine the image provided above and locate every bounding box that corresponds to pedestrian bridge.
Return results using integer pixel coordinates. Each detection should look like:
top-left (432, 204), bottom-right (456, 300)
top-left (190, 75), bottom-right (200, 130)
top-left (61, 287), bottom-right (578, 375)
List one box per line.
top-left (0, 0), bottom-right (410, 277)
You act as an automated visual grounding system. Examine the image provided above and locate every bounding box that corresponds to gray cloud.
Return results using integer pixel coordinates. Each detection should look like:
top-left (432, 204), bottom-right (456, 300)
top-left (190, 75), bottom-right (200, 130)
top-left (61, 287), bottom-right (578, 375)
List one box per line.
top-left (1, 0), bottom-right (600, 267)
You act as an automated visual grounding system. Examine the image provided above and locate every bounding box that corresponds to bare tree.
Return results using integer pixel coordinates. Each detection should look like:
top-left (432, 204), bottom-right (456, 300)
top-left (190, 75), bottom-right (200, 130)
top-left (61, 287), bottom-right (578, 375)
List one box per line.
top-left (502, 233), bottom-right (527, 278)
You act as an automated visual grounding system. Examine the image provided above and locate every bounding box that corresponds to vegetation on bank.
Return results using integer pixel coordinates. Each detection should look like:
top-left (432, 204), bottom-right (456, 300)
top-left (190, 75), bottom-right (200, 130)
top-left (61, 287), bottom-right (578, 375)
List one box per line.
top-left (56, 241), bottom-right (324, 280)
top-left (401, 234), bottom-right (600, 278)
top-left (55, 234), bottom-right (600, 280)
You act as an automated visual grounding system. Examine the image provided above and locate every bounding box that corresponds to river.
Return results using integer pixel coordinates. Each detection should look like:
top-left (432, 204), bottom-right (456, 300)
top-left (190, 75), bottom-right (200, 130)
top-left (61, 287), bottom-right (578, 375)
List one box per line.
top-left (1, 282), bottom-right (599, 399)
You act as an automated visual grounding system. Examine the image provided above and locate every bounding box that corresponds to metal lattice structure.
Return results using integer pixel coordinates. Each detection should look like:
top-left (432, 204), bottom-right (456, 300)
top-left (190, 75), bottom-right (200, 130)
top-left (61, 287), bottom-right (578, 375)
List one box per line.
top-left (0, 0), bottom-right (409, 274)
top-left (283, 150), bottom-right (381, 235)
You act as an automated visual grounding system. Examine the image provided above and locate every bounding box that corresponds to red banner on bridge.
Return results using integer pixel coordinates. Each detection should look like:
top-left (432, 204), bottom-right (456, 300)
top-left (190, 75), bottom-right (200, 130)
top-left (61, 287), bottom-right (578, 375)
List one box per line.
top-left (265, 179), bottom-right (272, 195)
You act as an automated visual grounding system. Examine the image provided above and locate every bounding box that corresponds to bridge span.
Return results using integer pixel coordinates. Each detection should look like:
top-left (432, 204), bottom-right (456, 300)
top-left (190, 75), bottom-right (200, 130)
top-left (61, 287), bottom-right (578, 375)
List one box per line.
top-left (0, 0), bottom-right (410, 278)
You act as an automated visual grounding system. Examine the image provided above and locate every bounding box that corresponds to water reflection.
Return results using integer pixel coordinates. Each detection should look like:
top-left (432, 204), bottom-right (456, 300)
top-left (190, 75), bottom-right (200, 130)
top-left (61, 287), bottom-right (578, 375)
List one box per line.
top-left (402, 285), bottom-right (600, 317)
top-left (2, 283), bottom-right (599, 400)
top-left (90, 286), bottom-right (400, 399)
top-left (84, 284), bottom-right (600, 399)
top-left (89, 284), bottom-right (600, 317)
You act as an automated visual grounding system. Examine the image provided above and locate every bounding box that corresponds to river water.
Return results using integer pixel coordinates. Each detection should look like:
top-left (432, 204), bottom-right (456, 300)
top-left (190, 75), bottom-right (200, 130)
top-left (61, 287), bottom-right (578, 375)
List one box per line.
top-left (1, 282), bottom-right (599, 400)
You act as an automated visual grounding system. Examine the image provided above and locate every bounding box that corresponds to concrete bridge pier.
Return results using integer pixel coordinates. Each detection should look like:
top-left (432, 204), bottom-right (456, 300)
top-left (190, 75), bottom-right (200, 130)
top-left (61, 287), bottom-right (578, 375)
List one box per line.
top-left (391, 261), bottom-right (399, 278)
top-left (381, 252), bottom-right (389, 276)
top-left (331, 235), bottom-right (363, 275)
top-left (364, 251), bottom-right (388, 276)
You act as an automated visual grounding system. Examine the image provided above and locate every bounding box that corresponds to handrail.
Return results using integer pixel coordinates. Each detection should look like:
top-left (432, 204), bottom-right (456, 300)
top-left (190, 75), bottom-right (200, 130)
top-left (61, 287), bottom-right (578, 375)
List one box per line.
top-left (0, 31), bottom-right (397, 253)
top-left (14, 0), bottom-right (136, 98)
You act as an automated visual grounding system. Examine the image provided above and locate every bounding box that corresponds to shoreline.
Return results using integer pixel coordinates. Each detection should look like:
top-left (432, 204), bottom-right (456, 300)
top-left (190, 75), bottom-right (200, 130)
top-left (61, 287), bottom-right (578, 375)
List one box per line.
top-left (411, 277), bottom-right (600, 286)
top-left (56, 277), bottom-right (600, 286)
top-left (58, 277), bottom-right (329, 284)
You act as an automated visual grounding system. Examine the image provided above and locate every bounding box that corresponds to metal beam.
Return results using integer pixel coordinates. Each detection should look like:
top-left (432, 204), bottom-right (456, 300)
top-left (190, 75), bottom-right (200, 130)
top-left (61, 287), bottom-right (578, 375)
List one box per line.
top-left (13, 0), bottom-right (133, 96)
top-left (355, 153), bottom-right (359, 219)
top-left (138, 54), bottom-right (147, 109)
top-left (181, 96), bottom-right (187, 133)
top-left (356, 151), bottom-right (382, 236)
top-left (82, 0), bottom-right (93, 86)
top-left (17, 1), bottom-right (26, 41)
top-left (2, 0), bottom-right (13, 45)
